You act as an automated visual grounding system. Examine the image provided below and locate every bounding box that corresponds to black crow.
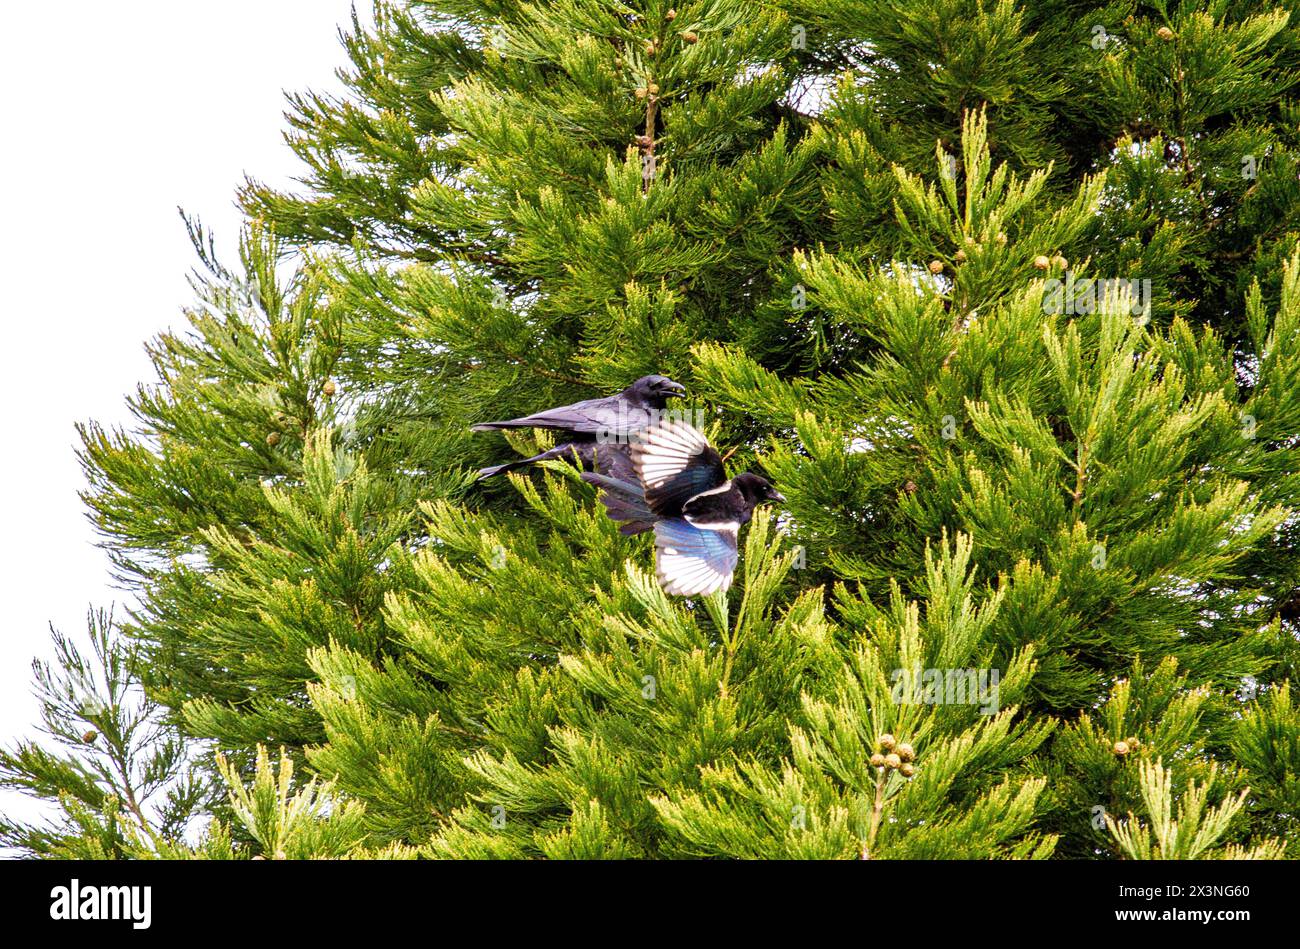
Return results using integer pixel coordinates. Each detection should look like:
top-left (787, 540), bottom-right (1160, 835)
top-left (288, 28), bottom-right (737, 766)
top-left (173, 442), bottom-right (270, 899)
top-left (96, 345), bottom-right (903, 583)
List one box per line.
top-left (584, 419), bottom-right (784, 596)
top-left (472, 374), bottom-right (685, 480)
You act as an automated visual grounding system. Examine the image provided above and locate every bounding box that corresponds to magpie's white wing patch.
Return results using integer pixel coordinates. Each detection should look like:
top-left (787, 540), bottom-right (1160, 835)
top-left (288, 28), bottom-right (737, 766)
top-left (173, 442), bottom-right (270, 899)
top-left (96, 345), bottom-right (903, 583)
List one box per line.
top-left (633, 419), bottom-right (727, 517)
top-left (633, 419), bottom-right (713, 487)
top-left (653, 517), bottom-right (739, 597)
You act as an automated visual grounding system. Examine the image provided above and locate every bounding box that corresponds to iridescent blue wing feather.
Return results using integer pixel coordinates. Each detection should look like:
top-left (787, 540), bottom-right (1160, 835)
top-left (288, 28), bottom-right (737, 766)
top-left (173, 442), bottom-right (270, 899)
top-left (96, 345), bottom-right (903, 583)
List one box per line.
top-left (652, 517), bottom-right (739, 596)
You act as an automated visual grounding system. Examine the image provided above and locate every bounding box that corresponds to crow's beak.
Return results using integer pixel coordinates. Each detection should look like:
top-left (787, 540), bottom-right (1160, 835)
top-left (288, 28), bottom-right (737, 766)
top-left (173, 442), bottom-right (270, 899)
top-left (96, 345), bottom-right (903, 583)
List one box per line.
top-left (768, 490), bottom-right (786, 503)
top-left (662, 381), bottom-right (687, 398)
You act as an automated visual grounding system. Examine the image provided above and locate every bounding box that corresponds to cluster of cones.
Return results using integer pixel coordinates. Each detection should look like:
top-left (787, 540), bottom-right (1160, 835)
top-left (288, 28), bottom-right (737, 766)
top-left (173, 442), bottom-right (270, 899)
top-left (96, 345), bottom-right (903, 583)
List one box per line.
top-left (870, 733), bottom-right (917, 778)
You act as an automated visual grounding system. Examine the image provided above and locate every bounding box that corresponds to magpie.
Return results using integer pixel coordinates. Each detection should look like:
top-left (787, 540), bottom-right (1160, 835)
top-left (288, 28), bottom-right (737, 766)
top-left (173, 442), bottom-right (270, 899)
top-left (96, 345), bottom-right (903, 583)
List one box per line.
top-left (472, 374), bottom-right (685, 480)
top-left (583, 419), bottom-right (785, 596)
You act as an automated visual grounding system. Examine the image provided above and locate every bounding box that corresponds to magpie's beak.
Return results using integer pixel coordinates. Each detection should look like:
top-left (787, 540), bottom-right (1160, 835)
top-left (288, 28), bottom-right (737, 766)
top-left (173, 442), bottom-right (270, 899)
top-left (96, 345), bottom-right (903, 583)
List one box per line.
top-left (662, 381), bottom-right (687, 398)
top-left (768, 490), bottom-right (786, 503)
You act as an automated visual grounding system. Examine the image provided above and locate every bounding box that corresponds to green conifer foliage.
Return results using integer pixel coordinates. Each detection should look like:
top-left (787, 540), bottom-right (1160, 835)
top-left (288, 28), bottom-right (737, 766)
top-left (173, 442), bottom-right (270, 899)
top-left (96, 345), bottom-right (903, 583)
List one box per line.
top-left (8, 1), bottom-right (1300, 859)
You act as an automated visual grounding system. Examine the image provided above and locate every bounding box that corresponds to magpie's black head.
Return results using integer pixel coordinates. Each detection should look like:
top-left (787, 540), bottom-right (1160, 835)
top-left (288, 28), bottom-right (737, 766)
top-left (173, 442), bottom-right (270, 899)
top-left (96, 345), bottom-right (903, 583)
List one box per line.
top-left (627, 374), bottom-right (686, 408)
top-left (733, 472), bottom-right (786, 505)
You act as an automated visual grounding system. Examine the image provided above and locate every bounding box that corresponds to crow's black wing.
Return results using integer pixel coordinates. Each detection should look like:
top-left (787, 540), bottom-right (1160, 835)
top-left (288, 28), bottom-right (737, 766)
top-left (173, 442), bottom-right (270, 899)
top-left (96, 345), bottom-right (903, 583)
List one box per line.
top-left (471, 393), bottom-right (651, 437)
top-left (632, 420), bottom-right (726, 518)
top-left (652, 518), bottom-right (739, 596)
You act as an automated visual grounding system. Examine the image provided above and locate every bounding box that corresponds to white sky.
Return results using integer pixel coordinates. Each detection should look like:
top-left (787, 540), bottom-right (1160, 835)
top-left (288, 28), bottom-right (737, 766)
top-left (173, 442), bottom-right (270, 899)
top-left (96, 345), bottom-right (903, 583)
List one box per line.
top-left (0, 2), bottom-right (364, 831)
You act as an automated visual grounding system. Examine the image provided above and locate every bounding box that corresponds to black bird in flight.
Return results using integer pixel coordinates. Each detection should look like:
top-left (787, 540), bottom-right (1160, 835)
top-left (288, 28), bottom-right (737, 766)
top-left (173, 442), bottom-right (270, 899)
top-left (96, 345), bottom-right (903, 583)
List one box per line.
top-left (471, 374), bottom-right (686, 480)
top-left (584, 419), bottom-right (785, 596)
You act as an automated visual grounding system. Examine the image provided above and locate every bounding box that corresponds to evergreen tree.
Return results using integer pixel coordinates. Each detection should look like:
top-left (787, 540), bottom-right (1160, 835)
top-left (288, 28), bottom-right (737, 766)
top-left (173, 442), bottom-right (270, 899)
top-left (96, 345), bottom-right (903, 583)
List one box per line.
top-left (7, 0), bottom-right (1300, 860)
